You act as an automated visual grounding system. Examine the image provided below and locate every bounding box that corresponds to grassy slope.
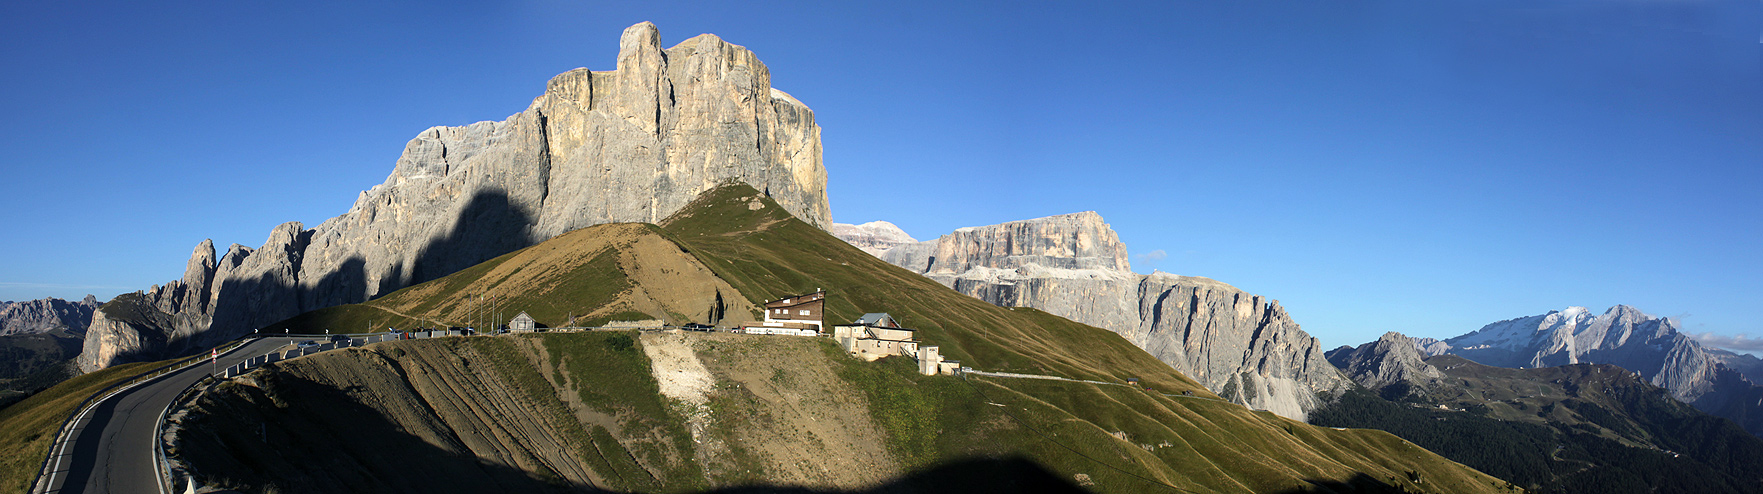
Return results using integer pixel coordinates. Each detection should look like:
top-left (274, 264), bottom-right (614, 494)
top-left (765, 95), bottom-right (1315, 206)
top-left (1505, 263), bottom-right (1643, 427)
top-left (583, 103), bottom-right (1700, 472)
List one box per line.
top-left (266, 222), bottom-right (751, 333)
top-left (657, 185), bottom-right (1200, 390)
top-left (658, 184), bottom-right (1512, 493)
top-left (0, 360), bottom-right (161, 494)
top-left (223, 183), bottom-right (1513, 493)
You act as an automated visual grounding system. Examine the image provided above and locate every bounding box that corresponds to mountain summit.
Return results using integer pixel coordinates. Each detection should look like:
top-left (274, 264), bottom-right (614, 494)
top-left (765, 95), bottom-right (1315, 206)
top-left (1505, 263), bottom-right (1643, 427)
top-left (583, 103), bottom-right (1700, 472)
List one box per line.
top-left (842, 211), bottom-right (1351, 420)
top-left (80, 22), bottom-right (831, 371)
top-left (1409, 305), bottom-right (1763, 437)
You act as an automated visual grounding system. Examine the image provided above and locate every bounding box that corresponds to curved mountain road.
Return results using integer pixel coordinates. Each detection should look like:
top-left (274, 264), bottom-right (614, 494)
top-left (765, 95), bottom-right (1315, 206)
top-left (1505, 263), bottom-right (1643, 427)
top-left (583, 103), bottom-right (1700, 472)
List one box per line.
top-left (37, 337), bottom-right (303, 494)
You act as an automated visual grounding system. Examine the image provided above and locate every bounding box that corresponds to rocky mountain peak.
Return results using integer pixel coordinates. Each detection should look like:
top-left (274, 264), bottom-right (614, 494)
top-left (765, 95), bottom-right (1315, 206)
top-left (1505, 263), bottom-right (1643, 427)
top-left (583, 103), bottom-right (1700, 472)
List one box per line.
top-left (78, 22), bottom-right (833, 371)
top-left (1326, 331), bottom-right (1444, 400)
top-left (830, 221), bottom-right (918, 257)
top-left (1409, 304), bottom-right (1763, 438)
top-left (860, 211), bottom-right (1350, 420)
top-left (0, 295), bottom-right (100, 337)
top-left (926, 211), bottom-right (1129, 275)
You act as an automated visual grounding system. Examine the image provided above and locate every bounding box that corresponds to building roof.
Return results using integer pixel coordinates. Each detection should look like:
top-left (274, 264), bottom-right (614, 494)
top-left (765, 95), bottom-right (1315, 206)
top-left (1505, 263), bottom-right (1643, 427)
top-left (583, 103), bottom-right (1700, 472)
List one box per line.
top-left (512, 312), bottom-right (534, 321)
top-left (764, 290), bottom-right (825, 308)
top-left (855, 313), bottom-right (894, 326)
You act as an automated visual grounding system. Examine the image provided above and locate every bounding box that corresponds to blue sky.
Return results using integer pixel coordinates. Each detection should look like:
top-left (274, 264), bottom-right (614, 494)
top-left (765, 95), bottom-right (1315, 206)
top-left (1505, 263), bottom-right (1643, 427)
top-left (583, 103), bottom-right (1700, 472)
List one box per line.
top-left (1, 1), bottom-right (1758, 352)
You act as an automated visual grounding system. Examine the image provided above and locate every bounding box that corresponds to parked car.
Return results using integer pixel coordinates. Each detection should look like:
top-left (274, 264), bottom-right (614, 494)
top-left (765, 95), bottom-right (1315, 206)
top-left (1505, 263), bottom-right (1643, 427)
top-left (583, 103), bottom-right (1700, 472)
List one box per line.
top-left (296, 341), bottom-right (320, 349)
top-left (329, 334), bottom-right (351, 344)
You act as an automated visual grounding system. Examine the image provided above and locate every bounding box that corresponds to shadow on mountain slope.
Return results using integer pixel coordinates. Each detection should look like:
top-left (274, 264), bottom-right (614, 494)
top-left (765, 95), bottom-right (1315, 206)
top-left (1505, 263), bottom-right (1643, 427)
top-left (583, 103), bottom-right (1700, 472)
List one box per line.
top-left (177, 358), bottom-right (605, 494)
top-left (405, 189), bottom-right (538, 289)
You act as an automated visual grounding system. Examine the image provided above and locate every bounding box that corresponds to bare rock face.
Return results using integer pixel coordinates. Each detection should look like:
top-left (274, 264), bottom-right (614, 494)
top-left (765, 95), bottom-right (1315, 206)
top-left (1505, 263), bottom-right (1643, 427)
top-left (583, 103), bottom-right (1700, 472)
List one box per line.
top-left (79, 22), bottom-right (831, 371)
top-left (1325, 332), bottom-right (1445, 401)
top-left (869, 212), bottom-right (1350, 420)
top-left (830, 221), bottom-right (917, 257)
top-left (0, 295), bottom-right (99, 337)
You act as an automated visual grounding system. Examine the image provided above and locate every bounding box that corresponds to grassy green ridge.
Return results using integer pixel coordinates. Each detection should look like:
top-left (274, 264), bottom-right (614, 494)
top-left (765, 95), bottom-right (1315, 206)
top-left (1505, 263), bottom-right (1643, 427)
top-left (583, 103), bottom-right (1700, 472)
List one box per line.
top-left (0, 360), bottom-right (162, 494)
top-left (659, 184), bottom-right (1512, 493)
top-left (263, 223), bottom-right (704, 334)
top-left (657, 184), bottom-right (1203, 392)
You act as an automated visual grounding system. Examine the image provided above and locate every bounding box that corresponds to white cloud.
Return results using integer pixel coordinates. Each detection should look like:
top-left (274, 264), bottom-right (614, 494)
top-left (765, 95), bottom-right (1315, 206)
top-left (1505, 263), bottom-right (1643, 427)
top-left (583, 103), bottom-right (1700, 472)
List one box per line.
top-left (1137, 249), bottom-right (1168, 262)
top-left (1688, 332), bottom-right (1763, 356)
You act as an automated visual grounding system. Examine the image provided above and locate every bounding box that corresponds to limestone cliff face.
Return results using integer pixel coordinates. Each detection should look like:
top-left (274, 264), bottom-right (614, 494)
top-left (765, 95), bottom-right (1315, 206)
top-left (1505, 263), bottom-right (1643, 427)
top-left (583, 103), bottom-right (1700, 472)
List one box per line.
top-left (866, 212), bottom-right (1350, 420)
top-left (80, 22), bottom-right (831, 371)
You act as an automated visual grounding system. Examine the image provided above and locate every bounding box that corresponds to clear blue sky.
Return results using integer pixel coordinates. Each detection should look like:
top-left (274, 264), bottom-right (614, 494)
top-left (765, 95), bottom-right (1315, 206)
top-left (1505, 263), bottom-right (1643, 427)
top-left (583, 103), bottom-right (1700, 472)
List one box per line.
top-left (2, 1), bottom-right (1758, 352)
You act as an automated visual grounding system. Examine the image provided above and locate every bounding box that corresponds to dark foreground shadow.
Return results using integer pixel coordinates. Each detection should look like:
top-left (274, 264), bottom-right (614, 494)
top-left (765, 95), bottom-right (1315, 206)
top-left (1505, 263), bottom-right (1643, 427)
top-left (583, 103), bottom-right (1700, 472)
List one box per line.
top-left (707, 457), bottom-right (1088, 494)
top-left (1271, 473), bottom-right (1419, 494)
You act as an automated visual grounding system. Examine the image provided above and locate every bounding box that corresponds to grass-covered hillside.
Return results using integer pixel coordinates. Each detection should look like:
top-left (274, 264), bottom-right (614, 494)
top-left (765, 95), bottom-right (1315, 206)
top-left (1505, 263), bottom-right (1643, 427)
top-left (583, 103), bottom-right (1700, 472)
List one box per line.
top-left (1312, 355), bottom-right (1763, 493)
top-left (266, 222), bottom-right (757, 333)
top-left (184, 183), bottom-right (1519, 493)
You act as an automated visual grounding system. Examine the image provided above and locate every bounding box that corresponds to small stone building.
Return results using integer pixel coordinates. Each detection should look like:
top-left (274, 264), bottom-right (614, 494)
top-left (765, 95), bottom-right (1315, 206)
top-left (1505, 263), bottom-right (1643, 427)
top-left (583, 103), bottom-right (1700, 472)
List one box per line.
top-left (510, 312), bottom-right (537, 332)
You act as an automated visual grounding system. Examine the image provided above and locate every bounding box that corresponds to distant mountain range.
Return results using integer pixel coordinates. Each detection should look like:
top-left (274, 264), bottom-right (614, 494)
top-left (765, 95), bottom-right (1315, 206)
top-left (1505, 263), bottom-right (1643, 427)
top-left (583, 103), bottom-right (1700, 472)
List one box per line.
top-left (1386, 305), bottom-right (1763, 437)
top-left (835, 213), bottom-right (1351, 420)
top-left (0, 295), bottom-right (99, 407)
top-left (1322, 330), bottom-right (1763, 493)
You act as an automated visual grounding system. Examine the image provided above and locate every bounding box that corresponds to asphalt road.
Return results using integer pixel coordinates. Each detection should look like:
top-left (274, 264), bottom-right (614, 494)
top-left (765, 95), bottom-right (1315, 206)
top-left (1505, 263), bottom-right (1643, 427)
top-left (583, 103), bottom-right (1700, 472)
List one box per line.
top-left (37, 337), bottom-right (308, 494)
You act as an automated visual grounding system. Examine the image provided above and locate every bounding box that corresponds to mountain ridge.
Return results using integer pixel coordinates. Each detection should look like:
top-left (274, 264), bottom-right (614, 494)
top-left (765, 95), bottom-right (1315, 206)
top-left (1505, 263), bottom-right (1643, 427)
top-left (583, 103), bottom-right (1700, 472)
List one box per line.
top-left (1320, 330), bottom-right (1763, 493)
top-left (1411, 305), bottom-right (1763, 437)
top-left (78, 22), bottom-right (831, 372)
top-left (169, 182), bottom-right (1514, 494)
top-left (837, 211), bottom-right (1351, 420)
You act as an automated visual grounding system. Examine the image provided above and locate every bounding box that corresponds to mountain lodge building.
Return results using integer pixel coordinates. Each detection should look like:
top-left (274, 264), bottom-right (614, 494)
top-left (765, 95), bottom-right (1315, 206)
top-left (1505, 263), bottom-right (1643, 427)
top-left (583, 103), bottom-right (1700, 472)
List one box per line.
top-left (742, 290), bottom-right (825, 336)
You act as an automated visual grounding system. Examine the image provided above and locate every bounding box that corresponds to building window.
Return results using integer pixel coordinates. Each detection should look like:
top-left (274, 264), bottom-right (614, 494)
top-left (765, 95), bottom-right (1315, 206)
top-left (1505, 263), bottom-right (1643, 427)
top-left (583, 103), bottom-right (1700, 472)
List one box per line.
top-left (799, 309), bottom-right (810, 316)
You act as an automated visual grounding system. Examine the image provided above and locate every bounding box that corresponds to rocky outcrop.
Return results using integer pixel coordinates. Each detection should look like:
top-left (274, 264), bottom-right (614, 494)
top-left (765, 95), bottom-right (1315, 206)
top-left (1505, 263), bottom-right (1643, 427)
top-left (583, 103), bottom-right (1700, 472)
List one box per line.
top-left (80, 22), bottom-right (831, 371)
top-left (1421, 305), bottom-right (1763, 437)
top-left (830, 221), bottom-right (917, 257)
top-left (1325, 332), bottom-right (1444, 401)
top-left (0, 295), bottom-right (99, 337)
top-left (866, 212), bottom-right (1351, 420)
